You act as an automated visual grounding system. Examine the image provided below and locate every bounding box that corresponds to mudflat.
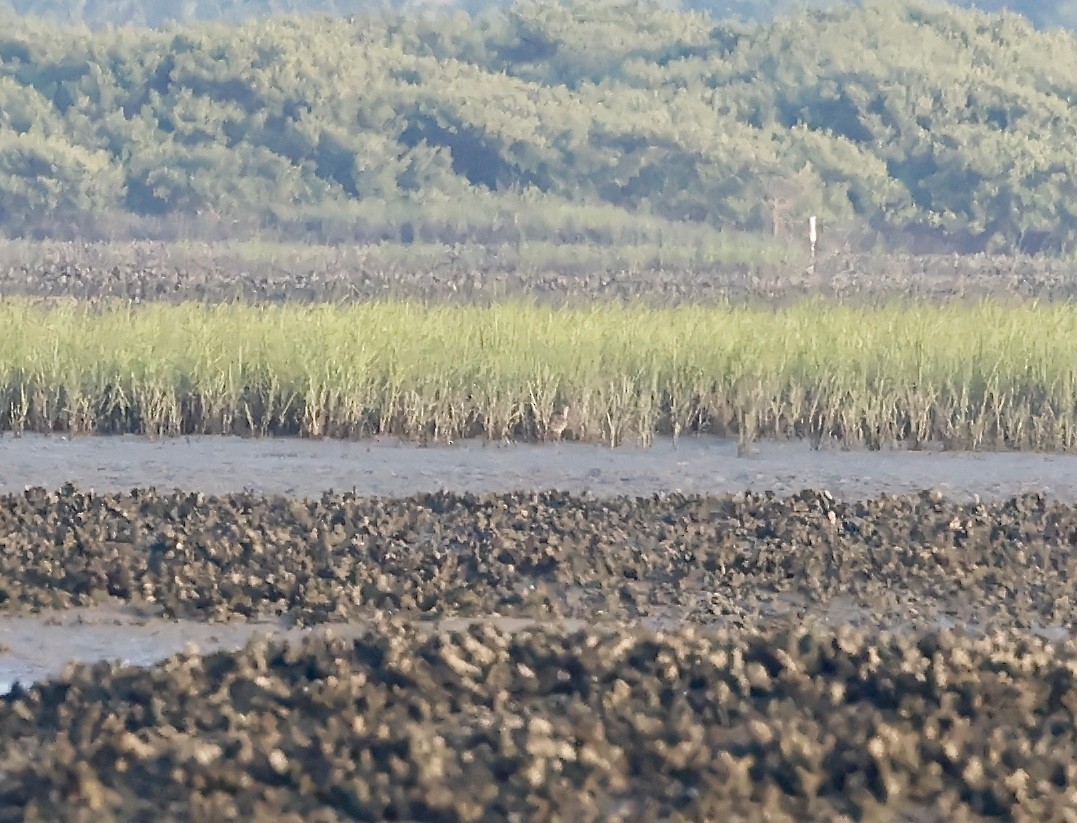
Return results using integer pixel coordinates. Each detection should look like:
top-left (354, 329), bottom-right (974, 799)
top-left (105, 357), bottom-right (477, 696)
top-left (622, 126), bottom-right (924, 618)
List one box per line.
top-left (1, 433), bottom-right (1074, 500)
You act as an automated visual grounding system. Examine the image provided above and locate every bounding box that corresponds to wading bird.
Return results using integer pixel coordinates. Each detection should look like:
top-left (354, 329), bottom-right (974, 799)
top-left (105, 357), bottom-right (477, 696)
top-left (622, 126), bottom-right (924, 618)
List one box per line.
top-left (547, 405), bottom-right (571, 441)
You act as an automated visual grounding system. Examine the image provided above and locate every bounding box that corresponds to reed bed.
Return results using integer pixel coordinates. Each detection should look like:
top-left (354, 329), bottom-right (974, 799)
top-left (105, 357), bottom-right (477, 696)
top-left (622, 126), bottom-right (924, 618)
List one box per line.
top-left (1, 297), bottom-right (1076, 450)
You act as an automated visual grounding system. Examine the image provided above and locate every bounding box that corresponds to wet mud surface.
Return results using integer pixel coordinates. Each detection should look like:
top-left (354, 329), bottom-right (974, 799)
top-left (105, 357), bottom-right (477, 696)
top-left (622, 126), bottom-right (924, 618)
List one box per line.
top-left (4, 433), bottom-right (1077, 501)
top-left (4, 484), bottom-right (1077, 819)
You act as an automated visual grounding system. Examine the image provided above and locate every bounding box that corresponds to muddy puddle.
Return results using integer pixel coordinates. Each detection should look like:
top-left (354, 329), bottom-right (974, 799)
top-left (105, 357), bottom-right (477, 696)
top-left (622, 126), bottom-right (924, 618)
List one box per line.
top-left (2, 432), bottom-right (1076, 500)
top-left (0, 605), bottom-right (292, 695)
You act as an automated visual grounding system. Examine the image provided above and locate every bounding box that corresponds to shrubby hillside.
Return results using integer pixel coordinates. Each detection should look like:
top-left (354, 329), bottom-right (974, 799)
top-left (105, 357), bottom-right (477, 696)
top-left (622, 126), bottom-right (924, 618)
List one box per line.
top-left (0, 0), bottom-right (844, 28)
top-left (3, 0), bottom-right (1077, 30)
top-left (0, 0), bottom-right (1074, 253)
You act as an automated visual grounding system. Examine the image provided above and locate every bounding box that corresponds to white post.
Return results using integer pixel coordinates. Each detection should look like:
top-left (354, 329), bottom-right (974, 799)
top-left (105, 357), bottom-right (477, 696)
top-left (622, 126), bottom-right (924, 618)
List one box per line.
top-left (808, 215), bottom-right (818, 271)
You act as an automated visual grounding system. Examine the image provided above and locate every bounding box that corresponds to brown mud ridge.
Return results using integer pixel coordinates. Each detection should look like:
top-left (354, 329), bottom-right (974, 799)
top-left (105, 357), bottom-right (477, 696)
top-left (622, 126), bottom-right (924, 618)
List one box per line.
top-left (1, 486), bottom-right (1075, 634)
top-left (0, 248), bottom-right (1072, 304)
top-left (2, 624), bottom-right (1076, 821)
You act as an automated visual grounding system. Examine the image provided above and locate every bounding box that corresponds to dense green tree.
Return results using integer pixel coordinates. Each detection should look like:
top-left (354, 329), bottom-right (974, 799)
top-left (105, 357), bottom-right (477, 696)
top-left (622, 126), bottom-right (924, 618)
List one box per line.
top-left (1, 0), bottom-right (1076, 30)
top-left (0, 0), bottom-right (1072, 251)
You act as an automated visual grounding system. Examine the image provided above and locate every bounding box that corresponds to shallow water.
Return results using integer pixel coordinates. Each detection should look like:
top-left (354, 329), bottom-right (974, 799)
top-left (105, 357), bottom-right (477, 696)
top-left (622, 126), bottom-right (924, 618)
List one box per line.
top-left (1, 433), bottom-right (1075, 500)
top-left (0, 605), bottom-right (590, 696)
top-left (0, 606), bottom-right (292, 695)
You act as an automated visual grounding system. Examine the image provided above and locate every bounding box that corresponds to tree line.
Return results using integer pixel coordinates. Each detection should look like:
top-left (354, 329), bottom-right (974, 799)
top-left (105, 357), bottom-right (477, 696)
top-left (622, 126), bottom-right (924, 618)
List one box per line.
top-left (3, 0), bottom-right (1077, 31)
top-left (0, 0), bottom-right (1074, 253)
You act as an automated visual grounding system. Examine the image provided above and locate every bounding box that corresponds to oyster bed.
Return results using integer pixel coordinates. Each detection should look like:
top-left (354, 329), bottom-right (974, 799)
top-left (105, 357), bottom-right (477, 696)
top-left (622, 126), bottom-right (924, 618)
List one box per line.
top-left (1, 246), bottom-right (1073, 304)
top-left (1, 486), bottom-right (1076, 632)
top-left (2, 624), bottom-right (1076, 821)
top-left (3, 485), bottom-right (1077, 820)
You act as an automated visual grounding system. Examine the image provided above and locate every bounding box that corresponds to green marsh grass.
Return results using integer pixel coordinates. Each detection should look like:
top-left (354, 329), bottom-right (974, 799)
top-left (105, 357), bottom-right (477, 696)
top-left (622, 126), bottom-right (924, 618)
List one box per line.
top-left (1, 297), bottom-right (1076, 449)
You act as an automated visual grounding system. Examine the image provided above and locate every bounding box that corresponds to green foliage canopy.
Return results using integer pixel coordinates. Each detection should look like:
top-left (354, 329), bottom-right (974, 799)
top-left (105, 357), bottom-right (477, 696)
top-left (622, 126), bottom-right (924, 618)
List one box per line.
top-left (0, 0), bottom-right (1073, 253)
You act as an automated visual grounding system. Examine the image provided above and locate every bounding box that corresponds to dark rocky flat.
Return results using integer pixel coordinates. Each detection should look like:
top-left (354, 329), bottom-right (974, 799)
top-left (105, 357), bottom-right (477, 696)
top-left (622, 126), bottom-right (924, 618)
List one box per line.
top-left (2, 486), bottom-right (1076, 820)
top-left (1, 623), bottom-right (1074, 821)
top-left (0, 486), bottom-right (1074, 634)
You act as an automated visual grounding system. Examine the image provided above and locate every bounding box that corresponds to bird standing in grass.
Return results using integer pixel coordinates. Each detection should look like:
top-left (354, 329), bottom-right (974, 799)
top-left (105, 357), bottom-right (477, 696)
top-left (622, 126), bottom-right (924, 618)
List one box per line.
top-left (547, 405), bottom-right (571, 441)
